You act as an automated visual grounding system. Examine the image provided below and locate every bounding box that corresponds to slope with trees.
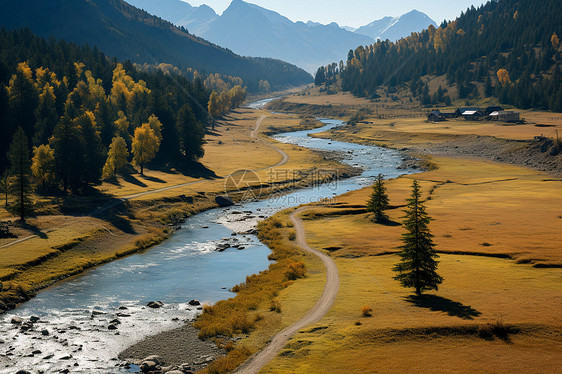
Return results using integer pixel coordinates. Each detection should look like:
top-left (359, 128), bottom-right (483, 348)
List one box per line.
top-left (321, 0), bottom-right (562, 112)
top-left (0, 28), bottom-right (227, 199)
top-left (0, 0), bottom-right (312, 91)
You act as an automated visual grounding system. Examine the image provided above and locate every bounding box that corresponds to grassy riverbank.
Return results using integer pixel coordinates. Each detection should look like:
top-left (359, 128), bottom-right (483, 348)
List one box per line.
top-left (0, 107), bottom-right (353, 313)
top-left (194, 91), bottom-right (562, 373)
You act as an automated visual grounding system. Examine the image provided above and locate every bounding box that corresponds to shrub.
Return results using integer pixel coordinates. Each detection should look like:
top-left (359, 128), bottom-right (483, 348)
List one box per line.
top-left (272, 219), bottom-right (283, 228)
top-left (230, 312), bottom-right (254, 334)
top-left (285, 261), bottom-right (306, 280)
top-left (477, 320), bottom-right (513, 341)
top-left (270, 299), bottom-right (282, 313)
top-left (362, 306), bottom-right (373, 317)
top-left (288, 232), bottom-right (296, 241)
top-left (205, 346), bottom-right (253, 374)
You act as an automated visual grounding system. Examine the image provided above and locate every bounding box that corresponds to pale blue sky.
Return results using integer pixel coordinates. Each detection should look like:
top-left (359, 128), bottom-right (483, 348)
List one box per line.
top-left (185, 0), bottom-right (487, 27)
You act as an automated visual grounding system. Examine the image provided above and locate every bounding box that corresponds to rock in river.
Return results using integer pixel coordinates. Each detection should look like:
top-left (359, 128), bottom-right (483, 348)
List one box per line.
top-left (215, 195), bottom-right (234, 207)
top-left (147, 301), bottom-right (164, 309)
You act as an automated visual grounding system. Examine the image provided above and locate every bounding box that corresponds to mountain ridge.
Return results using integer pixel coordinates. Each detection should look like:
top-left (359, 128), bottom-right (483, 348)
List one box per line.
top-left (0, 0), bottom-right (312, 90)
top-left (355, 10), bottom-right (437, 41)
top-left (123, 0), bottom-right (437, 73)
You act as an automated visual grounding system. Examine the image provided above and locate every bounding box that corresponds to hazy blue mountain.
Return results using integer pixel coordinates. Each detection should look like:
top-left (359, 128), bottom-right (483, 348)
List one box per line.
top-left (0, 0), bottom-right (312, 89)
top-left (125, 0), bottom-right (195, 25)
top-left (187, 0), bottom-right (374, 73)
top-left (125, 0), bottom-right (219, 34)
top-left (355, 10), bottom-right (437, 41)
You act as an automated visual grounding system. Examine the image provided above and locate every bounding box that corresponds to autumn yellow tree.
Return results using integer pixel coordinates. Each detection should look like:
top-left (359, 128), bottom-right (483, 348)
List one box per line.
top-left (208, 90), bottom-right (221, 118)
top-left (219, 90), bottom-right (231, 113)
top-left (497, 69), bottom-right (511, 86)
top-left (229, 85), bottom-right (247, 109)
top-left (552, 32), bottom-right (560, 50)
top-left (147, 114), bottom-right (163, 142)
top-left (31, 144), bottom-right (55, 189)
top-left (132, 123), bottom-right (160, 175)
top-left (114, 110), bottom-right (130, 138)
top-left (102, 136), bottom-right (129, 179)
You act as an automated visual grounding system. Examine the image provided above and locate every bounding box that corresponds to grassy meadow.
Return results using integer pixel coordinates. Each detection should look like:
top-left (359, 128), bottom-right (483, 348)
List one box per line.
top-left (255, 156), bottom-right (562, 373)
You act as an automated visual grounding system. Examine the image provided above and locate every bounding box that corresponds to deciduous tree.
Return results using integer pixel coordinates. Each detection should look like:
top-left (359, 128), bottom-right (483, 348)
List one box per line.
top-left (31, 144), bottom-right (55, 189)
top-left (132, 123), bottom-right (160, 175)
top-left (102, 136), bottom-right (129, 179)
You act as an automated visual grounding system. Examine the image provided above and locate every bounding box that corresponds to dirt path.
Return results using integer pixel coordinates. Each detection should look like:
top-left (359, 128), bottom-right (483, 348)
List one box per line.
top-left (234, 207), bottom-right (340, 374)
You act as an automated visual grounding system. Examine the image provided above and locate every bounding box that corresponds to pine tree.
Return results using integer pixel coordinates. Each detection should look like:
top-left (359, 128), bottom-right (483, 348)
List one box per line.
top-left (366, 173), bottom-right (389, 223)
top-left (393, 180), bottom-right (442, 295)
top-left (33, 83), bottom-right (59, 146)
top-left (177, 104), bottom-right (205, 162)
top-left (7, 127), bottom-right (33, 221)
top-left (7, 62), bottom-right (39, 142)
top-left (50, 116), bottom-right (84, 192)
top-left (1, 170), bottom-right (9, 207)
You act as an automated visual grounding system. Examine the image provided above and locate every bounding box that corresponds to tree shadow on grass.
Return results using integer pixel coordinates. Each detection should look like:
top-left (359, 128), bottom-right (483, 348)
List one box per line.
top-left (406, 294), bottom-right (482, 320)
top-left (122, 173), bottom-right (147, 188)
top-left (20, 222), bottom-right (48, 239)
top-left (377, 217), bottom-right (401, 227)
top-left (140, 175), bottom-right (166, 184)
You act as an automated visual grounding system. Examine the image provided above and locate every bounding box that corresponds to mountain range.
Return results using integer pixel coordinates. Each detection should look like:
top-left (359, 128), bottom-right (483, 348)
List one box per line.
top-left (354, 10), bottom-right (437, 41)
top-left (0, 0), bottom-right (312, 90)
top-left (126, 0), bottom-right (436, 73)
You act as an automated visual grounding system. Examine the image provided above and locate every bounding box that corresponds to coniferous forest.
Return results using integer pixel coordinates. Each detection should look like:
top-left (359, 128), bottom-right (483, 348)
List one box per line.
top-left (0, 28), bottom-right (219, 191)
top-left (318, 0), bottom-right (562, 112)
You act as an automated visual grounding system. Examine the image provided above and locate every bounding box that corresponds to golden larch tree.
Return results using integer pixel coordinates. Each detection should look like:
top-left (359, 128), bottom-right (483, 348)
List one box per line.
top-left (132, 123), bottom-right (160, 175)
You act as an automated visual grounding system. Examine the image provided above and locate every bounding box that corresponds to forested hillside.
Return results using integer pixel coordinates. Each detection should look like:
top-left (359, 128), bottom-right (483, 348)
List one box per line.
top-left (0, 28), bottom-right (224, 191)
top-left (322, 0), bottom-right (562, 111)
top-left (0, 0), bottom-right (312, 91)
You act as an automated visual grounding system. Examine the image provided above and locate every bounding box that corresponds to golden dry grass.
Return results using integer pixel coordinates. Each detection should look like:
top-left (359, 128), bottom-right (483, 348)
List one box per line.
top-left (304, 157), bottom-right (562, 266)
top-left (257, 156), bottom-right (562, 374)
top-left (0, 108), bottom-right (351, 310)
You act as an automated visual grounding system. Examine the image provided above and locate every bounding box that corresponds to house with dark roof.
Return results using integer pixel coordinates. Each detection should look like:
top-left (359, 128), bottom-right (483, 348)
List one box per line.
top-left (428, 110), bottom-right (446, 122)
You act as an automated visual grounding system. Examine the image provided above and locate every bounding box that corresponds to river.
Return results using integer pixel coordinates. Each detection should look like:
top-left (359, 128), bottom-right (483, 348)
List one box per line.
top-left (0, 102), bottom-right (413, 373)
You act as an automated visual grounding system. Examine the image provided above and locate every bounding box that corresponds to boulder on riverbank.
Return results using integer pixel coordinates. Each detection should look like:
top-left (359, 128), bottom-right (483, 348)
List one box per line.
top-left (215, 196), bottom-right (234, 207)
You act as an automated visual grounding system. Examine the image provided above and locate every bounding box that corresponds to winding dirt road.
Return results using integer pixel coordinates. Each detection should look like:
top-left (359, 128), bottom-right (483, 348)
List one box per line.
top-left (234, 206), bottom-right (340, 374)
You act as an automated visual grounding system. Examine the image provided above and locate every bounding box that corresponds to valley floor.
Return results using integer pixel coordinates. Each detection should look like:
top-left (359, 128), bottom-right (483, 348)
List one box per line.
top-left (234, 92), bottom-right (562, 373)
top-left (0, 107), bottom-right (351, 313)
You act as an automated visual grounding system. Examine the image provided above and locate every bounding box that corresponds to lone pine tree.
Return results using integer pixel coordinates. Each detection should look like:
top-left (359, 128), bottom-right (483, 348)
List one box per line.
top-left (366, 173), bottom-right (389, 223)
top-left (393, 180), bottom-right (442, 295)
top-left (7, 127), bottom-right (33, 222)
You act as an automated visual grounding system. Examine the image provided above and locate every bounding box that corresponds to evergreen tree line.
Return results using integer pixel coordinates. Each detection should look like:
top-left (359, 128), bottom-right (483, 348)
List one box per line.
top-left (0, 28), bottom-right (249, 195)
top-left (317, 0), bottom-right (562, 111)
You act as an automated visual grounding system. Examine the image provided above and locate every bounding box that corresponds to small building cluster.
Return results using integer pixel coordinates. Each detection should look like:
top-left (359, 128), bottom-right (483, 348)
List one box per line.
top-left (428, 106), bottom-right (521, 123)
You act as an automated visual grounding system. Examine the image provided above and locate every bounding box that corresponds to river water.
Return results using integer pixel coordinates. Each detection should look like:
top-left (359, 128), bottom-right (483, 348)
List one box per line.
top-left (0, 103), bottom-right (413, 373)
